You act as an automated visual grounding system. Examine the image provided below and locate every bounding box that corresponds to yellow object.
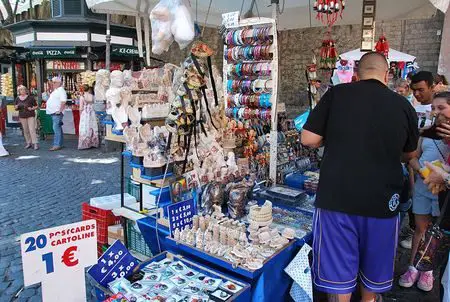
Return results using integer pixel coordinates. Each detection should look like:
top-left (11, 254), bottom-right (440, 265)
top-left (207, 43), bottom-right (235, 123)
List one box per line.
top-left (420, 160), bottom-right (443, 179)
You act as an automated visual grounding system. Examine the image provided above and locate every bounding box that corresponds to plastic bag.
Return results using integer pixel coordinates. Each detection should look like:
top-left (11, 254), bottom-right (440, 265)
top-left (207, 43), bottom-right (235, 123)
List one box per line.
top-left (150, 0), bottom-right (174, 55)
top-left (149, 0), bottom-right (194, 54)
top-left (171, 0), bottom-right (195, 49)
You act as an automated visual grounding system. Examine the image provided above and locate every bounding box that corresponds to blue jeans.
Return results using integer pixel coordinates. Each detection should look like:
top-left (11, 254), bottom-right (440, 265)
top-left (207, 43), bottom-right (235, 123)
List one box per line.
top-left (51, 114), bottom-right (63, 147)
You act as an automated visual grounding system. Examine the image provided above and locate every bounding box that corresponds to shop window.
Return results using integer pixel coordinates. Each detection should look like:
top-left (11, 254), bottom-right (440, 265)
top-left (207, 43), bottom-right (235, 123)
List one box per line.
top-left (64, 0), bottom-right (82, 15)
top-left (51, 0), bottom-right (62, 17)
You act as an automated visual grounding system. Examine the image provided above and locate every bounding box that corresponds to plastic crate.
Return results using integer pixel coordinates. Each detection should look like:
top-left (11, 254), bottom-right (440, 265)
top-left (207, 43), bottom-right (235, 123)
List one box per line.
top-left (126, 177), bottom-right (141, 202)
top-left (126, 219), bottom-right (152, 258)
top-left (82, 203), bottom-right (121, 245)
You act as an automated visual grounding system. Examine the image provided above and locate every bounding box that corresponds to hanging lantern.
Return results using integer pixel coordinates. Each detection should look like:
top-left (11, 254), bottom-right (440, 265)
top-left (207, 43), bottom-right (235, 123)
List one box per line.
top-left (315, 0), bottom-right (346, 26)
top-left (375, 35), bottom-right (390, 58)
top-left (319, 38), bottom-right (338, 70)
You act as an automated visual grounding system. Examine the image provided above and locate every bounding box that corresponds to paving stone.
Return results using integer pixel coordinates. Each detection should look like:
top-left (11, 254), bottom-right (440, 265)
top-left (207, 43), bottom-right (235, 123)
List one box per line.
top-left (0, 281), bottom-right (11, 293)
top-left (1, 132), bottom-right (121, 302)
top-left (19, 288), bottom-right (36, 299)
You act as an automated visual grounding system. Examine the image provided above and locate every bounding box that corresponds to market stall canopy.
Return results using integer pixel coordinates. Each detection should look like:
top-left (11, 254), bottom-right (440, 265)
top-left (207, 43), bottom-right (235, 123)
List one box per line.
top-left (340, 48), bottom-right (417, 62)
top-left (84, 0), bottom-right (448, 30)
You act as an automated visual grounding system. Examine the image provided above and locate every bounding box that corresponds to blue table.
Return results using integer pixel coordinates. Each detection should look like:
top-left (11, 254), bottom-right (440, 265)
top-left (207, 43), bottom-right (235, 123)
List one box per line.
top-left (137, 216), bottom-right (306, 301)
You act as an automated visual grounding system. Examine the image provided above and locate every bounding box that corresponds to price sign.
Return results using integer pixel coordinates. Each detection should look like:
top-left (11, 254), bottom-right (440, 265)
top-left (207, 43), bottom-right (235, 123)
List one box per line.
top-left (222, 11), bottom-right (240, 28)
top-left (87, 240), bottom-right (137, 287)
top-left (168, 199), bottom-right (196, 236)
top-left (20, 220), bottom-right (97, 302)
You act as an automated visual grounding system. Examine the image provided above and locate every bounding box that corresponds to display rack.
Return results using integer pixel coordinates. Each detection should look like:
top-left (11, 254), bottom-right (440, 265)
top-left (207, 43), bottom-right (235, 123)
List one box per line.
top-left (223, 17), bottom-right (279, 184)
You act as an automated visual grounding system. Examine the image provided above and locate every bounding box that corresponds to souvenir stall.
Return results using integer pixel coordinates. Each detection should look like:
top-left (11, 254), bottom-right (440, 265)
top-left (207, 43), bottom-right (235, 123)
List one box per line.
top-left (83, 6), bottom-right (313, 299)
top-left (83, 0), bottom-right (450, 301)
top-left (340, 47), bottom-right (419, 87)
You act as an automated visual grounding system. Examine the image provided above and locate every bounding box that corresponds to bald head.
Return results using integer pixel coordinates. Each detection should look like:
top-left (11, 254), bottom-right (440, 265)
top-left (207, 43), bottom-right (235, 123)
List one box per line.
top-left (357, 52), bottom-right (389, 83)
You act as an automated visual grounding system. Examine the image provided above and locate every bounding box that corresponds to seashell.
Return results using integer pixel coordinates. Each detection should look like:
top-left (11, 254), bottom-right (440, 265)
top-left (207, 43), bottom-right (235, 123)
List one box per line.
top-left (258, 231), bottom-right (271, 244)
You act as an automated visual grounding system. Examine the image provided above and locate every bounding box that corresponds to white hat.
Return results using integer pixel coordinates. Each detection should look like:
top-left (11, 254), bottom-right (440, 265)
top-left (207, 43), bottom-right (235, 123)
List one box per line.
top-left (51, 77), bottom-right (61, 82)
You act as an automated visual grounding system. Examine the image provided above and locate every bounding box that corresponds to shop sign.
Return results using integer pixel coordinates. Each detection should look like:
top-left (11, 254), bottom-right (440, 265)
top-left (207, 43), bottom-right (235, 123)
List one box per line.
top-left (168, 198), bottom-right (195, 236)
top-left (46, 60), bottom-right (85, 70)
top-left (111, 45), bottom-right (141, 57)
top-left (93, 61), bottom-right (126, 71)
top-left (30, 48), bottom-right (79, 59)
top-left (20, 220), bottom-right (97, 302)
top-left (222, 11), bottom-right (240, 28)
top-left (88, 240), bottom-right (138, 287)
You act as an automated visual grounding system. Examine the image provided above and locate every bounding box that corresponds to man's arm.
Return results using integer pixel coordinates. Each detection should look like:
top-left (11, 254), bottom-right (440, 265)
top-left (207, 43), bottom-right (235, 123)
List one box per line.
top-left (59, 89), bottom-right (67, 113)
top-left (301, 129), bottom-right (323, 148)
top-left (301, 89), bottom-right (332, 148)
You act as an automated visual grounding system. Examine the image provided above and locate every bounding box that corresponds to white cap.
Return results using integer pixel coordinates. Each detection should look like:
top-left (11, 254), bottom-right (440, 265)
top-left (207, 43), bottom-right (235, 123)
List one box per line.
top-left (51, 77), bottom-right (61, 82)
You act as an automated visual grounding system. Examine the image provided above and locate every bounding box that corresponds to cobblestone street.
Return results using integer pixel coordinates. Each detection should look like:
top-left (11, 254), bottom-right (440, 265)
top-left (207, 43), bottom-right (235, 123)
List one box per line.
top-left (0, 130), bottom-right (121, 301)
top-left (0, 130), bottom-right (446, 301)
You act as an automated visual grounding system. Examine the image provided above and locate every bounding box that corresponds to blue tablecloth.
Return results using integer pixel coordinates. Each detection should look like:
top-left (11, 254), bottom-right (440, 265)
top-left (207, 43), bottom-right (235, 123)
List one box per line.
top-left (137, 216), bottom-right (306, 301)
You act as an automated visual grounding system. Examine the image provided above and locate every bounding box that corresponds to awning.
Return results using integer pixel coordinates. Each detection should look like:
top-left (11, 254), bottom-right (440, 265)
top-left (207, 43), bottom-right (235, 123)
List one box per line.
top-left (85, 0), bottom-right (448, 30)
top-left (111, 45), bottom-right (140, 57)
top-left (340, 48), bottom-right (417, 62)
top-left (28, 47), bottom-right (80, 59)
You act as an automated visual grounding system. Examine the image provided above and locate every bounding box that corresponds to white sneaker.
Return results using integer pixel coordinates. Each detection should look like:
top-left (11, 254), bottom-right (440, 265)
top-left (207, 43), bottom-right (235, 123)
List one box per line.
top-left (400, 236), bottom-right (412, 249)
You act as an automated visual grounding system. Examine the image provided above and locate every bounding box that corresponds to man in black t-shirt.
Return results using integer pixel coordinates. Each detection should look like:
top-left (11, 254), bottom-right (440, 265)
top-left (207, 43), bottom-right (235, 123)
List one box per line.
top-left (302, 52), bottom-right (419, 302)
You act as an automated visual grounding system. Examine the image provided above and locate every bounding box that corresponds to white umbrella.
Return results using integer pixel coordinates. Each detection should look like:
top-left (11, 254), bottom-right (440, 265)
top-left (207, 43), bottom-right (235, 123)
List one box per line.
top-left (340, 48), bottom-right (417, 62)
top-left (85, 0), bottom-right (447, 30)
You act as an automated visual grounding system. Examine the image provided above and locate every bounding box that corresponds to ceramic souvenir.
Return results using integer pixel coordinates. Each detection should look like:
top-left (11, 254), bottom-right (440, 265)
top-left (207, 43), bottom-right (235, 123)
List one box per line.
top-left (195, 229), bottom-right (204, 249)
top-left (212, 225), bottom-right (220, 242)
top-left (174, 228), bottom-right (181, 241)
top-left (199, 216), bottom-right (206, 231)
top-left (139, 123), bottom-right (153, 143)
top-left (112, 105), bottom-right (128, 130)
top-left (94, 69), bottom-right (110, 102)
top-left (205, 215), bottom-right (211, 229)
top-left (127, 105), bottom-right (141, 127)
top-left (192, 215), bottom-right (199, 231)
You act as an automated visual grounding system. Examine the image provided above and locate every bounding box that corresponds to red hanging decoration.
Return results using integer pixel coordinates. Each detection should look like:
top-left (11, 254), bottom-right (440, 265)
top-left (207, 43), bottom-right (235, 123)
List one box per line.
top-left (319, 38), bottom-right (338, 70)
top-left (375, 35), bottom-right (390, 58)
top-left (313, 0), bottom-right (346, 27)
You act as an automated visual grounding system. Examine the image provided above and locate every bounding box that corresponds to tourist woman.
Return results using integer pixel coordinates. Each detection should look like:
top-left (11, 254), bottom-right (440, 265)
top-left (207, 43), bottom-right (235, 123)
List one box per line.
top-left (14, 85), bottom-right (38, 150)
top-left (78, 84), bottom-right (99, 149)
top-left (413, 92), bottom-right (450, 300)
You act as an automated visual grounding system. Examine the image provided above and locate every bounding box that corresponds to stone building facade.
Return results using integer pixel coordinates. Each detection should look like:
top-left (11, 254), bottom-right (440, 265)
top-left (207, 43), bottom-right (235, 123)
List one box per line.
top-left (154, 12), bottom-right (445, 117)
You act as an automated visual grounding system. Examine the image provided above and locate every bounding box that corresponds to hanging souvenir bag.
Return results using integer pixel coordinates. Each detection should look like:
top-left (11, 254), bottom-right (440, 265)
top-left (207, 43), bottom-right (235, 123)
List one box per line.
top-left (414, 192), bottom-right (449, 271)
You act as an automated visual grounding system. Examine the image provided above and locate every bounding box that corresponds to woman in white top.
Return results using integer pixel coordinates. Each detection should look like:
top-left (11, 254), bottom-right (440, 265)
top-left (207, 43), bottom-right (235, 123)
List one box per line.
top-left (78, 84), bottom-right (99, 149)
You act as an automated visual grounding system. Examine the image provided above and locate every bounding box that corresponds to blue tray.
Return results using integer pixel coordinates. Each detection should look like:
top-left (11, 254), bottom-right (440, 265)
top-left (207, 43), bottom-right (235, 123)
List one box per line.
top-left (92, 251), bottom-right (251, 302)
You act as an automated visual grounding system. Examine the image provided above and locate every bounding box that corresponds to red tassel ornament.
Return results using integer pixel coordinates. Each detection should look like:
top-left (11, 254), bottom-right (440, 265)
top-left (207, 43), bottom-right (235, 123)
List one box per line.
top-left (315, 0), bottom-right (346, 26)
top-left (375, 35), bottom-right (390, 58)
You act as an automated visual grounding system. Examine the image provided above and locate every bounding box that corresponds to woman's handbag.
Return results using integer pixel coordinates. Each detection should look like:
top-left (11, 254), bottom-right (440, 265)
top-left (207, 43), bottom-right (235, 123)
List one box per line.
top-left (414, 191), bottom-right (449, 271)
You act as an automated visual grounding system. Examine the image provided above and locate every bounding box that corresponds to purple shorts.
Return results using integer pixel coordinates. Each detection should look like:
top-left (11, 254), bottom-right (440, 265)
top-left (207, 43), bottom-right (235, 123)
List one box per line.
top-left (312, 208), bottom-right (400, 294)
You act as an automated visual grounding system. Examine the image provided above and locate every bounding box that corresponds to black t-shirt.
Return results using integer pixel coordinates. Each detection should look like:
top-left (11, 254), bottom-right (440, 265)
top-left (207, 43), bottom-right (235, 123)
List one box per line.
top-left (304, 79), bottom-right (419, 218)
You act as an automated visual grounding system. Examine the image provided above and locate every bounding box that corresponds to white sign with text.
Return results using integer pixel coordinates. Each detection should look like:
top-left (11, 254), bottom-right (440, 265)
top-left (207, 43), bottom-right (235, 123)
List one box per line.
top-left (21, 220), bottom-right (98, 302)
top-left (222, 11), bottom-right (240, 28)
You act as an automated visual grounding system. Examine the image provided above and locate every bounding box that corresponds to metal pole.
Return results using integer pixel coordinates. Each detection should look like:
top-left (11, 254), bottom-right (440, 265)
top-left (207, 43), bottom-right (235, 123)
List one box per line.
top-left (105, 14), bottom-right (111, 70)
top-left (269, 0), bottom-right (279, 185)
